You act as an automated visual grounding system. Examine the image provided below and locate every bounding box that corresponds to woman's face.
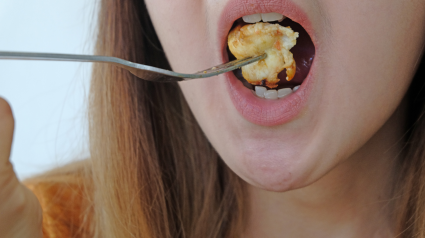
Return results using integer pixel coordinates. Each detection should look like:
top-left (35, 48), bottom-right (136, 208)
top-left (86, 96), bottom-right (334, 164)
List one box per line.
top-left (145, 0), bottom-right (425, 191)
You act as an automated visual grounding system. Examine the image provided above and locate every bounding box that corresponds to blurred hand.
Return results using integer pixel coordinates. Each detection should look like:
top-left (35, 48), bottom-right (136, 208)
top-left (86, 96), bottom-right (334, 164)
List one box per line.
top-left (0, 98), bottom-right (42, 238)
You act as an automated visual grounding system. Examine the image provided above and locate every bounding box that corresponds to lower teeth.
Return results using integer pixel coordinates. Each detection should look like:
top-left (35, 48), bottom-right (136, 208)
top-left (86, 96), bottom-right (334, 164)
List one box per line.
top-left (254, 86), bottom-right (299, 100)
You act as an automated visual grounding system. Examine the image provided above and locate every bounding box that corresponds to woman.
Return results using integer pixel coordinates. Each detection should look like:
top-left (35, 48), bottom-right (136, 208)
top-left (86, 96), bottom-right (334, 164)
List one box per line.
top-left (1, 0), bottom-right (425, 237)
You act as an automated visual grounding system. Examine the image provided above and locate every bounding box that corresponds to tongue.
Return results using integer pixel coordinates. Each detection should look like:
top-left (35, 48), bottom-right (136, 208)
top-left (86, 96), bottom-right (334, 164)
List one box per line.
top-left (230, 18), bottom-right (315, 90)
top-left (277, 18), bottom-right (315, 88)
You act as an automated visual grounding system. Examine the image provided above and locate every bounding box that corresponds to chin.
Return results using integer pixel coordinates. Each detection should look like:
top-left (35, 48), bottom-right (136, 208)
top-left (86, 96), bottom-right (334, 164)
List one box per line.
top-left (242, 157), bottom-right (298, 192)
top-left (222, 135), bottom-right (327, 192)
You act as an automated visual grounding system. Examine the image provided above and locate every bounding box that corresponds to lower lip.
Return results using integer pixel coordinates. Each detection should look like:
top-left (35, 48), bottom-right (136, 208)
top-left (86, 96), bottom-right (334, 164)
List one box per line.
top-left (224, 58), bottom-right (316, 126)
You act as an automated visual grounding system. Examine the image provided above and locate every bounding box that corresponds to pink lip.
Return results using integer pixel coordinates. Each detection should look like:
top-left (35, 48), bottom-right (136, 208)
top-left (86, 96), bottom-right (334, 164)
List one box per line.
top-left (218, 0), bottom-right (317, 126)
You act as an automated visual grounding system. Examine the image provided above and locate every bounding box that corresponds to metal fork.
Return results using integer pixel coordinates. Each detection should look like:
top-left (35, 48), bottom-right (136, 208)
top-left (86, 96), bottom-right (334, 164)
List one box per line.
top-left (0, 51), bottom-right (266, 82)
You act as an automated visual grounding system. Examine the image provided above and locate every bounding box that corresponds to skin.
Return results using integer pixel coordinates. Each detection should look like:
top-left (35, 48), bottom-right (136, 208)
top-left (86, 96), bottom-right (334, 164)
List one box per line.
top-left (0, 0), bottom-right (424, 237)
top-left (0, 98), bottom-right (42, 238)
top-left (145, 0), bottom-right (425, 237)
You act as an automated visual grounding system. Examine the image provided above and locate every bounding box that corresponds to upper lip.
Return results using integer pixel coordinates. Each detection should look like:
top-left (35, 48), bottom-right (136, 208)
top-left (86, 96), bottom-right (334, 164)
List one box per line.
top-left (218, 0), bottom-right (316, 62)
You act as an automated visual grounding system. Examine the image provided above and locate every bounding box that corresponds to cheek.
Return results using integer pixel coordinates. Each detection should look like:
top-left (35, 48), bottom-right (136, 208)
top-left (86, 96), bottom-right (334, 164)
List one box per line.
top-left (297, 0), bottom-right (425, 183)
top-left (179, 76), bottom-right (241, 143)
top-left (145, 0), bottom-right (214, 73)
top-left (317, 0), bottom-right (425, 142)
top-left (179, 79), bottom-right (222, 117)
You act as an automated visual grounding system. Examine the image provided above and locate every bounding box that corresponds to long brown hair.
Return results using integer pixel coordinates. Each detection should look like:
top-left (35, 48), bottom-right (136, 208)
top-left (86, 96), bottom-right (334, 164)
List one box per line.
top-left (89, 0), bottom-right (245, 237)
top-left (87, 0), bottom-right (425, 237)
top-left (396, 45), bottom-right (425, 236)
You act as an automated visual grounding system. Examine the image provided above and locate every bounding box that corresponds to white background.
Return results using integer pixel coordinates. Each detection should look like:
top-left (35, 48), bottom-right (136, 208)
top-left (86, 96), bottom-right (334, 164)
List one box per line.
top-left (0, 0), bottom-right (97, 179)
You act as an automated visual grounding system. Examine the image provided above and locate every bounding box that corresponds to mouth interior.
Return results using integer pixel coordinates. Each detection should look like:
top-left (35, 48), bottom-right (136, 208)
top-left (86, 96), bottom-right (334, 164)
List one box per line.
top-left (227, 17), bottom-right (316, 90)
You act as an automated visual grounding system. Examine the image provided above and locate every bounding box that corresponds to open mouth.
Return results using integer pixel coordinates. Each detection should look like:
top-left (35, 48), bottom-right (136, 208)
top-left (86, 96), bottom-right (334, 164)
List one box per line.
top-left (219, 1), bottom-right (317, 126)
top-left (226, 13), bottom-right (315, 100)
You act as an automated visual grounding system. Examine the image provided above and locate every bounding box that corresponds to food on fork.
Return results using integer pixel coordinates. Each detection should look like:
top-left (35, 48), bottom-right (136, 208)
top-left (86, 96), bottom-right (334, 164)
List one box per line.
top-left (228, 22), bottom-right (299, 88)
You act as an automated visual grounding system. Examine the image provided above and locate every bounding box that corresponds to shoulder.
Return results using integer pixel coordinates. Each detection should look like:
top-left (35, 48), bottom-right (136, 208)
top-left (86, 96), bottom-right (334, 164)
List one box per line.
top-left (23, 160), bottom-right (93, 238)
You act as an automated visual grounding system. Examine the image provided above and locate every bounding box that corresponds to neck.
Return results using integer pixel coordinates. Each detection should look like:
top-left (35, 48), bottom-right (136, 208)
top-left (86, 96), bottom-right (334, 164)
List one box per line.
top-left (243, 105), bottom-right (406, 238)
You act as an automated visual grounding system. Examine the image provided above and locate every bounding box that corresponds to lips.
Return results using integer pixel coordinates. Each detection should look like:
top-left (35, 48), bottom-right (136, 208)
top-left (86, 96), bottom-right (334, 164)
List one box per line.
top-left (218, 0), bottom-right (317, 126)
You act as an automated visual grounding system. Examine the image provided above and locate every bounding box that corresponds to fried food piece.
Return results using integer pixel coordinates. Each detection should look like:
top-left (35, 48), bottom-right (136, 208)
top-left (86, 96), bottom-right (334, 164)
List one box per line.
top-left (228, 22), bottom-right (299, 88)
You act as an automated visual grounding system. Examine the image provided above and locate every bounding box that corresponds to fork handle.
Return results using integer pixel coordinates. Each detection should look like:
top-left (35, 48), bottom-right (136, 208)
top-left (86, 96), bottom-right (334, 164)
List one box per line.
top-left (0, 51), bottom-right (123, 63)
top-left (0, 51), bottom-right (187, 81)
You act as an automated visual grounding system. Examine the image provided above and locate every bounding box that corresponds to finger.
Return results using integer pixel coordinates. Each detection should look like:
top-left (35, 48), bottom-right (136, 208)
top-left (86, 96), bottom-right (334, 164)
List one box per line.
top-left (0, 98), bottom-right (42, 237)
top-left (0, 97), bottom-right (14, 168)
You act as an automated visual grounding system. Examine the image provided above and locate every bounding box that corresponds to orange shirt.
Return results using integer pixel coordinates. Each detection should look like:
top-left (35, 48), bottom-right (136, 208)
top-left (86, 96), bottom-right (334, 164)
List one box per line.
top-left (24, 161), bottom-right (92, 238)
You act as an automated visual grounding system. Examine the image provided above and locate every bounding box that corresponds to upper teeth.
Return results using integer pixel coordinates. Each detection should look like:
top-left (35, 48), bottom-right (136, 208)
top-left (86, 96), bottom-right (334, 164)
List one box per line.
top-left (242, 13), bottom-right (286, 23)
